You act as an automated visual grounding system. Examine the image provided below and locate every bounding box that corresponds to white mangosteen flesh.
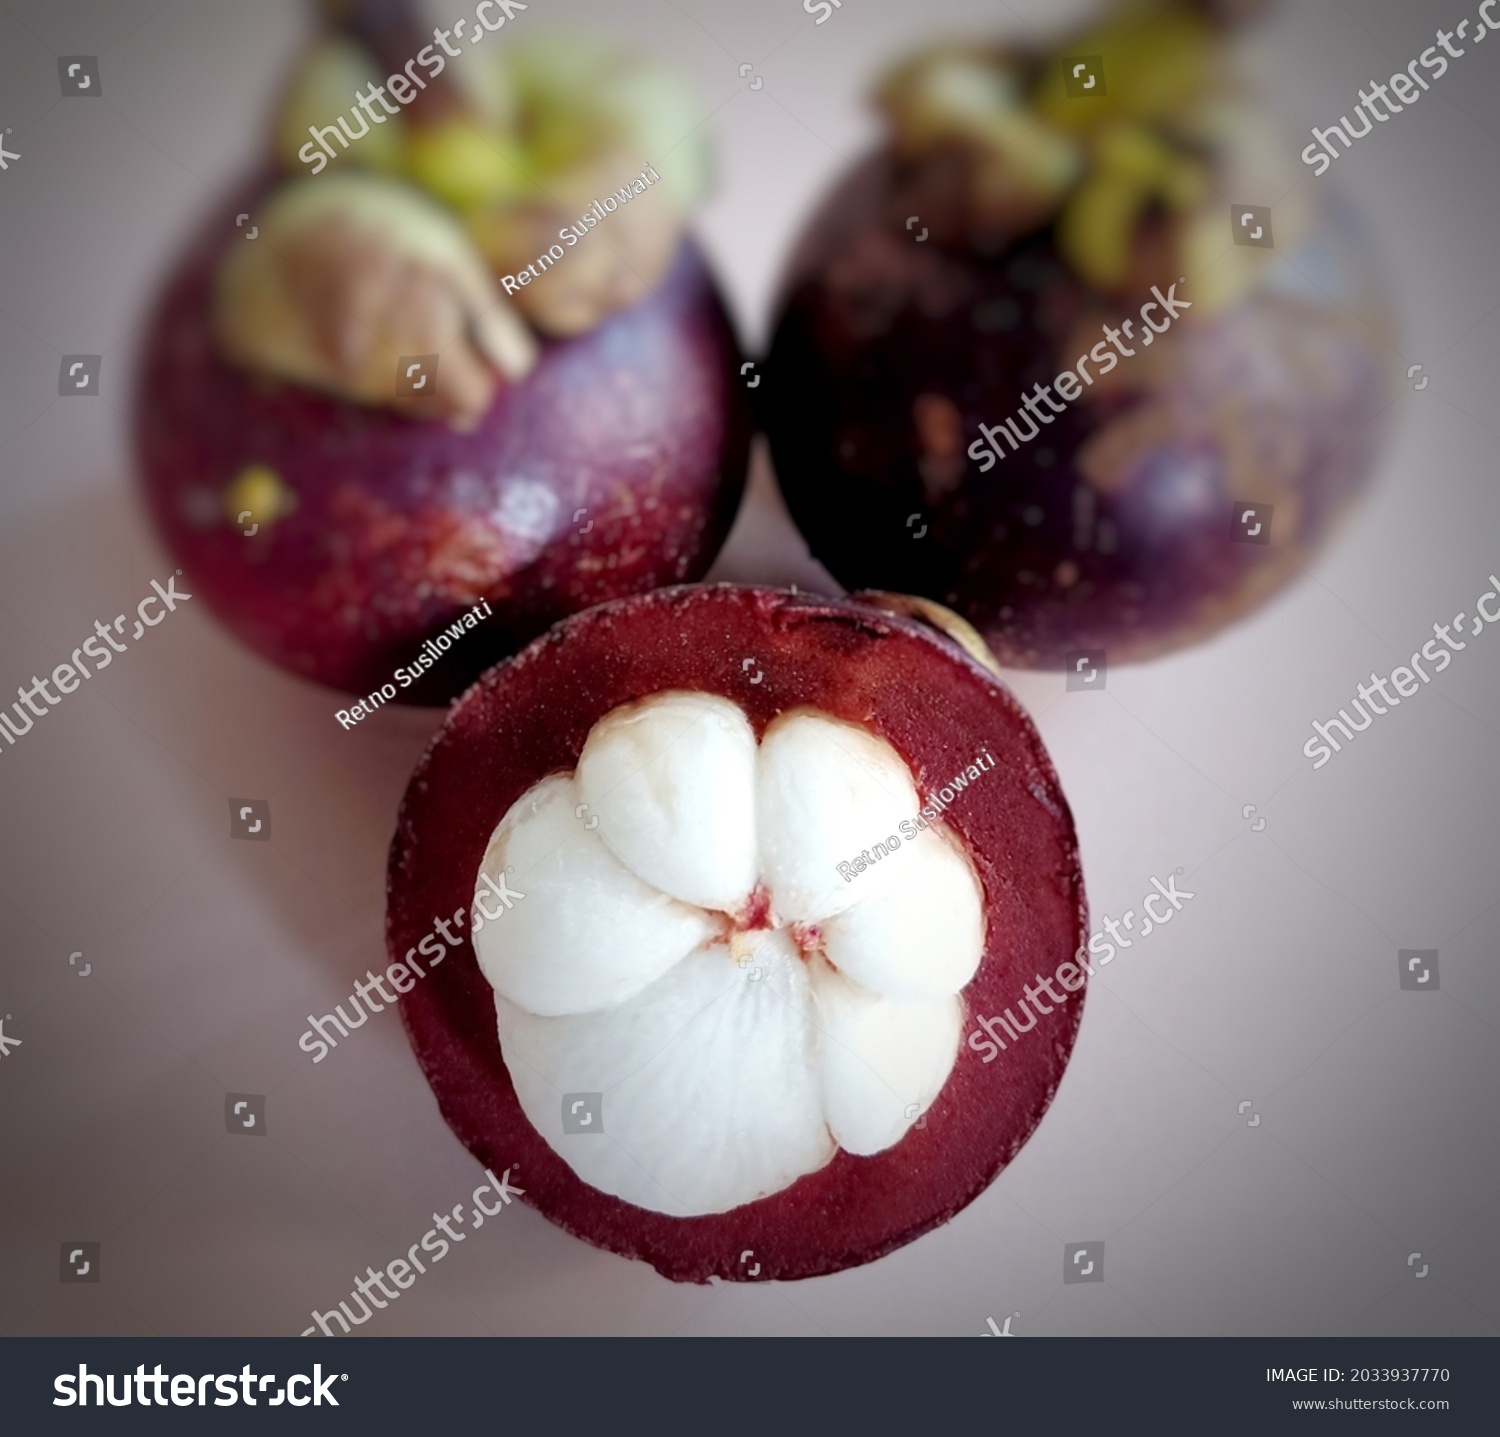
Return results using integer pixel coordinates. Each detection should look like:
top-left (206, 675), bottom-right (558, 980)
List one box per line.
top-left (471, 691), bottom-right (986, 1217)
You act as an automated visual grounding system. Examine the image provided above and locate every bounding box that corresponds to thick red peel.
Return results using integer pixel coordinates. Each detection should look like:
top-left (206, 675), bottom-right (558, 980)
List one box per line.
top-left (390, 584), bottom-right (1087, 1282)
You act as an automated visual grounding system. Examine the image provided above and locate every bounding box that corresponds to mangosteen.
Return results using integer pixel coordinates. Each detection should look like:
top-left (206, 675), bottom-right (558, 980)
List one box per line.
top-left (764, 0), bottom-right (1391, 668)
top-left (134, 0), bottom-right (749, 702)
top-left (389, 584), bottom-right (1087, 1282)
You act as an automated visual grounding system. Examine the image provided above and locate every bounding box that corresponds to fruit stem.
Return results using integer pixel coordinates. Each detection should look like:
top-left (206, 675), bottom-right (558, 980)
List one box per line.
top-left (851, 591), bottom-right (1005, 678)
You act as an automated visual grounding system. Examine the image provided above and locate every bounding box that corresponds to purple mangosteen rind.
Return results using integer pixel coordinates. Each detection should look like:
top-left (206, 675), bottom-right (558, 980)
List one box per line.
top-left (134, 130), bottom-right (750, 703)
top-left (388, 584), bottom-right (1089, 1283)
top-left (765, 149), bottom-right (1391, 669)
top-left (765, 0), bottom-right (1394, 671)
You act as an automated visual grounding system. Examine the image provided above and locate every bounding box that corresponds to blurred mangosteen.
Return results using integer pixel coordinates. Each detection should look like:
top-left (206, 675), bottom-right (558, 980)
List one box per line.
top-left (764, 0), bottom-right (1390, 667)
top-left (135, 0), bottom-right (749, 702)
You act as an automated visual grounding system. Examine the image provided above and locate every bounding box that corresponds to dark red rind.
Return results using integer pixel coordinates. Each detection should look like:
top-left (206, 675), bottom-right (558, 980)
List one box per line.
top-left (763, 152), bottom-right (1389, 668)
top-left (389, 584), bottom-right (1087, 1282)
top-left (133, 180), bottom-right (751, 703)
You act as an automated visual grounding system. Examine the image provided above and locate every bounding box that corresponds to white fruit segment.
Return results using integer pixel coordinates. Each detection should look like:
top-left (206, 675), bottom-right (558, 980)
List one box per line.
top-left (477, 694), bottom-right (988, 1216)
top-left (496, 931), bottom-right (834, 1217)
top-left (472, 774), bottom-right (715, 1017)
top-left (810, 960), bottom-right (962, 1157)
top-left (576, 692), bottom-right (758, 914)
top-left (821, 826), bottom-right (985, 1000)
top-left (756, 710), bottom-right (922, 921)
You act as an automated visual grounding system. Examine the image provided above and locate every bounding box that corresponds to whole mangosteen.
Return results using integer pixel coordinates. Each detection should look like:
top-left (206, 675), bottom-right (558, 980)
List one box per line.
top-left (135, 0), bottom-right (750, 703)
top-left (764, 0), bottom-right (1390, 668)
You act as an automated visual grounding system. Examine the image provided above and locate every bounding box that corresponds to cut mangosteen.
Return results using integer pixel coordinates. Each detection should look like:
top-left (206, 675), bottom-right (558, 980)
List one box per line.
top-left (764, 1), bottom-right (1391, 668)
top-left (390, 585), bottom-right (1087, 1282)
top-left (133, 6), bottom-right (749, 703)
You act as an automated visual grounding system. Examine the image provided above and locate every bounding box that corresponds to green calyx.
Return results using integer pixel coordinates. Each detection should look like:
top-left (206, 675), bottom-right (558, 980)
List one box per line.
top-left (275, 31), bottom-right (708, 218)
top-left (876, 2), bottom-right (1225, 292)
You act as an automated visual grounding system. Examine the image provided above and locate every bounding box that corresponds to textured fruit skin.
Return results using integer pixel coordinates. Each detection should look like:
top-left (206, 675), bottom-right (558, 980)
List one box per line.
top-left (389, 584), bottom-right (1087, 1283)
top-left (133, 184), bottom-right (751, 704)
top-left (764, 153), bottom-right (1390, 667)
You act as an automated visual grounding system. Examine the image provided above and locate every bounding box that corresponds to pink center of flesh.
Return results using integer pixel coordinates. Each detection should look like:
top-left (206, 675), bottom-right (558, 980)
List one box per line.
top-left (720, 884), bottom-right (826, 964)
